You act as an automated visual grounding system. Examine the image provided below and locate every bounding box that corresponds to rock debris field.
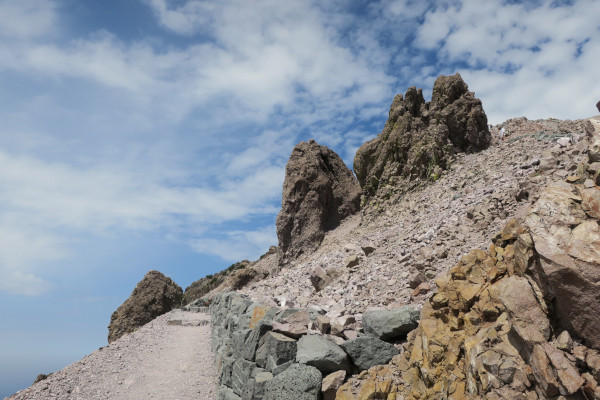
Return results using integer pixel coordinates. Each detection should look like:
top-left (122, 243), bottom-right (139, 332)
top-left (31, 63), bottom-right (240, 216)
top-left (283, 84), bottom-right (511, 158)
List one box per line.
top-left (7, 310), bottom-right (217, 400)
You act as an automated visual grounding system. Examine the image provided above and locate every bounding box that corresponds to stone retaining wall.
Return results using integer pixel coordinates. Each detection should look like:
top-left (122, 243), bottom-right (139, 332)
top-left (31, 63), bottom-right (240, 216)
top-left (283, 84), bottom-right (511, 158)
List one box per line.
top-left (207, 292), bottom-right (418, 400)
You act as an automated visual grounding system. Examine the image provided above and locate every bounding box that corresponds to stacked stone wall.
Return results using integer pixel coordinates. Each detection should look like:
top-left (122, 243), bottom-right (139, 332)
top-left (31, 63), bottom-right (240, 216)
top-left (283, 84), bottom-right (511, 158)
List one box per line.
top-left (208, 292), bottom-right (418, 400)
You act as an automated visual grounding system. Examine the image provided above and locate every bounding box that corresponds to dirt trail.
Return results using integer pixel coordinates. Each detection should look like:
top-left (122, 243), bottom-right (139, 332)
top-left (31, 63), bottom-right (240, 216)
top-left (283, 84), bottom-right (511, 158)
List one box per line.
top-left (7, 310), bottom-right (217, 400)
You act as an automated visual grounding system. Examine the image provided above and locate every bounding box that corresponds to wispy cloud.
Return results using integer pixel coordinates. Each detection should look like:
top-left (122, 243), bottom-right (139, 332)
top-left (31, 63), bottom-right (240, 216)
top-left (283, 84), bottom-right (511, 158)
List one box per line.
top-left (412, 0), bottom-right (600, 122)
top-left (0, 0), bottom-right (57, 39)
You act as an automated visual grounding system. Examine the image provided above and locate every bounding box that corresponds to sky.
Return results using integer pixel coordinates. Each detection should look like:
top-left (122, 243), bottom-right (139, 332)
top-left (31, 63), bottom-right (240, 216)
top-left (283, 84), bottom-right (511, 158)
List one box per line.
top-left (0, 0), bottom-right (598, 396)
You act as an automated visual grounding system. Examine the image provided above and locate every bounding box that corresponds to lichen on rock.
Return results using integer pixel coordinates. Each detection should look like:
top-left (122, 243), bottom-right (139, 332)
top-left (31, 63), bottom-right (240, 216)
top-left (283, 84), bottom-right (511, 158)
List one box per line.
top-left (354, 73), bottom-right (491, 200)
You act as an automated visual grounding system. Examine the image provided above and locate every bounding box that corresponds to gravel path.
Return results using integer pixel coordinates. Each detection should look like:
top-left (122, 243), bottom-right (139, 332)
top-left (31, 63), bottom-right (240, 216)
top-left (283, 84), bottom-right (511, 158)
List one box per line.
top-left (7, 310), bottom-right (217, 400)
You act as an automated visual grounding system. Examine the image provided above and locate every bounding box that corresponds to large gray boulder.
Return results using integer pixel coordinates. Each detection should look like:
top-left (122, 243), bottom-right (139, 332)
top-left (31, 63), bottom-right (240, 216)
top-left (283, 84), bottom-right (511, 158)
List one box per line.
top-left (255, 332), bottom-right (297, 375)
top-left (354, 73), bottom-right (490, 198)
top-left (242, 369), bottom-right (273, 400)
top-left (263, 363), bottom-right (322, 400)
top-left (296, 334), bottom-right (349, 374)
top-left (362, 307), bottom-right (420, 340)
top-left (242, 321), bottom-right (273, 362)
top-left (340, 336), bottom-right (399, 371)
top-left (231, 358), bottom-right (256, 396)
top-left (107, 270), bottom-right (183, 343)
top-left (218, 387), bottom-right (242, 400)
top-left (276, 140), bottom-right (361, 264)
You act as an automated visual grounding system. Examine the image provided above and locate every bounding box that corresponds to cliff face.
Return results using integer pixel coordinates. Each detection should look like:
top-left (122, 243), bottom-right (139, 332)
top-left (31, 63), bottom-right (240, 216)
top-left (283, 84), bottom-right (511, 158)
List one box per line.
top-left (354, 73), bottom-right (490, 199)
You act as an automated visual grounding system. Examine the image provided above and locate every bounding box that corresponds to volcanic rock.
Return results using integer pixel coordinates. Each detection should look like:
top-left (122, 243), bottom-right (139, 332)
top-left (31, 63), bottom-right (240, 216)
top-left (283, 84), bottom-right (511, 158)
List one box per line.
top-left (263, 363), bottom-right (322, 400)
top-left (276, 140), bottom-right (361, 264)
top-left (354, 73), bottom-right (490, 198)
top-left (362, 307), bottom-right (420, 340)
top-left (340, 336), bottom-right (399, 371)
top-left (295, 334), bottom-right (349, 374)
top-left (107, 270), bottom-right (183, 343)
top-left (526, 183), bottom-right (600, 349)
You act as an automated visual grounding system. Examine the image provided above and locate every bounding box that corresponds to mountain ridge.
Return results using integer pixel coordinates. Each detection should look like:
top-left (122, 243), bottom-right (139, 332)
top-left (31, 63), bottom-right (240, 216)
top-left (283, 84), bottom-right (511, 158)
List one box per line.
top-left (8, 74), bottom-right (600, 399)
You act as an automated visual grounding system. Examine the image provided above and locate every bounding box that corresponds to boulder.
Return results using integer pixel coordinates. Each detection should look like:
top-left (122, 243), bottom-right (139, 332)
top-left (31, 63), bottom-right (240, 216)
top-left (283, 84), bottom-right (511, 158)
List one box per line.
top-left (107, 270), bottom-right (183, 343)
top-left (354, 73), bottom-right (490, 198)
top-left (217, 387), bottom-right (242, 400)
top-left (276, 140), bottom-right (361, 264)
top-left (296, 334), bottom-right (349, 374)
top-left (362, 306), bottom-right (420, 340)
top-left (272, 310), bottom-right (311, 339)
top-left (309, 266), bottom-right (331, 292)
top-left (231, 358), bottom-right (256, 396)
top-left (255, 332), bottom-right (297, 375)
top-left (321, 370), bottom-right (346, 400)
top-left (340, 336), bottom-right (399, 371)
top-left (597, 100), bottom-right (600, 113)
top-left (242, 321), bottom-right (273, 362)
top-left (242, 369), bottom-right (272, 400)
top-left (263, 363), bottom-right (322, 400)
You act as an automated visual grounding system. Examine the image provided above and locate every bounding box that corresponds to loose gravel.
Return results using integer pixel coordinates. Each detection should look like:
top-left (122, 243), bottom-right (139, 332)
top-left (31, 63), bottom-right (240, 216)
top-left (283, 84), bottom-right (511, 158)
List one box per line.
top-left (6, 310), bottom-right (217, 400)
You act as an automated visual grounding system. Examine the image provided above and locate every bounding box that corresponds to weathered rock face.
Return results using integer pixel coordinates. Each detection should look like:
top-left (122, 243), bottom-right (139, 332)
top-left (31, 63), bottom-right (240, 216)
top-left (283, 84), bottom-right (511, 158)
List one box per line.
top-left (526, 183), bottom-right (600, 349)
top-left (337, 221), bottom-right (578, 399)
top-left (276, 140), bottom-right (361, 264)
top-left (107, 270), bottom-right (183, 343)
top-left (263, 363), bottom-right (322, 400)
top-left (338, 197), bottom-right (600, 399)
top-left (354, 73), bottom-right (490, 198)
top-left (335, 118), bottom-right (600, 399)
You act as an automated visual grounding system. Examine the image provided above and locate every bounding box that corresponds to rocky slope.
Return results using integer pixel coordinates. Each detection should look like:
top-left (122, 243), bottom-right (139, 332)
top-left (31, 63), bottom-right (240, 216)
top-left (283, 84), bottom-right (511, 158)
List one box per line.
top-left (336, 118), bottom-right (600, 398)
top-left (238, 117), bottom-right (589, 315)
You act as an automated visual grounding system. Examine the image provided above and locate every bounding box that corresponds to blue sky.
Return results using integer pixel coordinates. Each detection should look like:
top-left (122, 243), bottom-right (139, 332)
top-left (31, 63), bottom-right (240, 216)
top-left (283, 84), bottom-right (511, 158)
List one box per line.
top-left (0, 0), bottom-right (599, 396)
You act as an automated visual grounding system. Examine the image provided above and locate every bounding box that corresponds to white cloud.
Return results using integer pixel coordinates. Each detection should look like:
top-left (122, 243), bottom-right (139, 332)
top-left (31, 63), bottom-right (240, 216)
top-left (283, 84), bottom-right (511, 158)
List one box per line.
top-left (0, 146), bottom-right (286, 294)
top-left (0, 0), bottom-right (57, 40)
top-left (190, 226), bottom-right (277, 262)
top-left (0, 271), bottom-right (51, 296)
top-left (414, 0), bottom-right (600, 123)
top-left (144, 0), bottom-right (214, 36)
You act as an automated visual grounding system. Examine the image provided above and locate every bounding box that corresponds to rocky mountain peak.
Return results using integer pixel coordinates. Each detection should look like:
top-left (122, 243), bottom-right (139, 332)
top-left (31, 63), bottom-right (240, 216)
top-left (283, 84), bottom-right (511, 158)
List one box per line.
top-left (107, 270), bottom-right (183, 343)
top-left (354, 73), bottom-right (491, 199)
top-left (276, 140), bottom-right (361, 265)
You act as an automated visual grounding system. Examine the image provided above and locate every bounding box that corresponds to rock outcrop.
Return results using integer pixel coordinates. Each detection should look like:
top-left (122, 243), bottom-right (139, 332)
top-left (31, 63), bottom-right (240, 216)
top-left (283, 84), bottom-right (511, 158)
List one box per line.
top-left (276, 140), bottom-right (361, 264)
top-left (107, 270), bottom-right (183, 343)
top-left (354, 73), bottom-right (490, 199)
top-left (337, 121), bottom-right (600, 399)
top-left (338, 219), bottom-right (600, 399)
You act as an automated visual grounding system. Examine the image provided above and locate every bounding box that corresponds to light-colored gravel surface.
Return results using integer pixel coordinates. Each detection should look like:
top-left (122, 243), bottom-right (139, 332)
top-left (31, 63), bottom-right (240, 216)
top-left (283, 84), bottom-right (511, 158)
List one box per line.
top-left (7, 310), bottom-right (217, 400)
